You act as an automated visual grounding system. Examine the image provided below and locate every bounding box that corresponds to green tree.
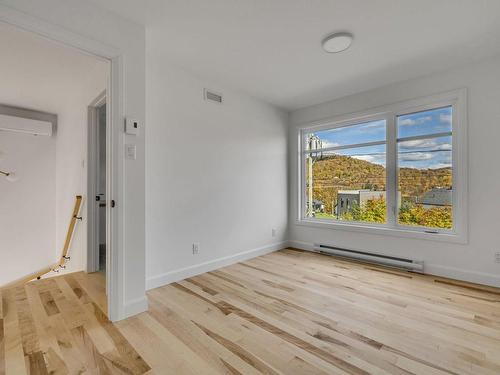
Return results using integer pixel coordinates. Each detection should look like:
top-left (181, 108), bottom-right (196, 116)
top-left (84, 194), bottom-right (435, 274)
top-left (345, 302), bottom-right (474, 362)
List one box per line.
top-left (342, 198), bottom-right (386, 223)
top-left (399, 203), bottom-right (452, 229)
top-left (341, 198), bottom-right (452, 229)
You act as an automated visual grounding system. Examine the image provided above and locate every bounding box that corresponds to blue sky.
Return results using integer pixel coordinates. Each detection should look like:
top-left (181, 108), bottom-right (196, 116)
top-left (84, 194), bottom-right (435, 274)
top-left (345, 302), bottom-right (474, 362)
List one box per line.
top-left (309, 106), bottom-right (452, 170)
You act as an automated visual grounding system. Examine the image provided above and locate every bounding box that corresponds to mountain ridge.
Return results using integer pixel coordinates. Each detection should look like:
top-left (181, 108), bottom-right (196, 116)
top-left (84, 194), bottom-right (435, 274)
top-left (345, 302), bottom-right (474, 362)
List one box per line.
top-left (311, 155), bottom-right (452, 213)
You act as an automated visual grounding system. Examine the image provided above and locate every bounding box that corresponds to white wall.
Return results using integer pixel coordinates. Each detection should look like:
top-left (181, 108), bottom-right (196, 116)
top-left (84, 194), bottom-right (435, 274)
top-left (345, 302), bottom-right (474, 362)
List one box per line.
top-left (0, 0), bottom-right (147, 319)
top-left (289, 55), bottom-right (500, 287)
top-left (0, 22), bottom-right (107, 285)
top-left (0, 131), bottom-right (55, 285)
top-left (146, 40), bottom-right (288, 289)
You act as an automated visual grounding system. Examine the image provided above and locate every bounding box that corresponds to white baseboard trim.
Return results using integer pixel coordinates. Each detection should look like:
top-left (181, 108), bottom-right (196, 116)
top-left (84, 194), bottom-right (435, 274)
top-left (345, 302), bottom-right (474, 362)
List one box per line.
top-left (425, 264), bottom-right (500, 288)
top-left (289, 240), bottom-right (500, 288)
top-left (288, 240), bottom-right (315, 252)
top-left (122, 295), bottom-right (149, 320)
top-left (146, 241), bottom-right (288, 291)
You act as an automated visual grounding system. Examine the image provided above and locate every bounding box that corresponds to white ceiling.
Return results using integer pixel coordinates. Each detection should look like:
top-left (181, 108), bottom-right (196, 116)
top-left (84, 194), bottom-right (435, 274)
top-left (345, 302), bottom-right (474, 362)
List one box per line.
top-left (0, 22), bottom-right (108, 114)
top-left (89, 0), bottom-right (500, 110)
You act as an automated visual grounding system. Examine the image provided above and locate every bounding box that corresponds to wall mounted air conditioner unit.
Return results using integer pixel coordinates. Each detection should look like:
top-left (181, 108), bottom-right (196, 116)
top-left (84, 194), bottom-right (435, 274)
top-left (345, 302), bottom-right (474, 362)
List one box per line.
top-left (314, 243), bottom-right (424, 272)
top-left (0, 113), bottom-right (53, 136)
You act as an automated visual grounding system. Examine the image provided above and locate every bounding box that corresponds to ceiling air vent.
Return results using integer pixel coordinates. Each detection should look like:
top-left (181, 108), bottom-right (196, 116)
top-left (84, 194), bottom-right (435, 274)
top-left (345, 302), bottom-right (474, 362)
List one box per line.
top-left (204, 89), bottom-right (223, 104)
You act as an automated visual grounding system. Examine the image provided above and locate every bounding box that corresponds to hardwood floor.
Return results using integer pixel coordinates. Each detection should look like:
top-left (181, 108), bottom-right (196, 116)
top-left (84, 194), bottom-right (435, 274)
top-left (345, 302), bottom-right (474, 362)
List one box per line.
top-left (1, 249), bottom-right (500, 374)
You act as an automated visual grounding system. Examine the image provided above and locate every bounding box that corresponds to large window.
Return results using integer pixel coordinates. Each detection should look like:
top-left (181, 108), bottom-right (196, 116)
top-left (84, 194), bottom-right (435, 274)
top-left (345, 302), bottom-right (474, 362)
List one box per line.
top-left (298, 90), bottom-right (466, 241)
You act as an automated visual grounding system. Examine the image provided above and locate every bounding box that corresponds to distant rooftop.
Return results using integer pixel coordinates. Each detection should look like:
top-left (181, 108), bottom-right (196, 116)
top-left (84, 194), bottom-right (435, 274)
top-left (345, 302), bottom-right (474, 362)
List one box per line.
top-left (417, 188), bottom-right (452, 206)
top-left (337, 189), bottom-right (372, 194)
top-left (338, 189), bottom-right (385, 195)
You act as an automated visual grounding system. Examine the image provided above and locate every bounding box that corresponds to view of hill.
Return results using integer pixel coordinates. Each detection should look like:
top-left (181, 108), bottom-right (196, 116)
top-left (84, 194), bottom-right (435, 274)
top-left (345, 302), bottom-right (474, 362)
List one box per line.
top-left (310, 155), bottom-right (452, 214)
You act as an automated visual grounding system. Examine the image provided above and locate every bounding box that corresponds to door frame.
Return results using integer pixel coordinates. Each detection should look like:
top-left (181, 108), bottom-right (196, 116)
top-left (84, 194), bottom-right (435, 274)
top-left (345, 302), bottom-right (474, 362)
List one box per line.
top-left (0, 7), bottom-right (126, 321)
top-left (87, 91), bottom-right (106, 274)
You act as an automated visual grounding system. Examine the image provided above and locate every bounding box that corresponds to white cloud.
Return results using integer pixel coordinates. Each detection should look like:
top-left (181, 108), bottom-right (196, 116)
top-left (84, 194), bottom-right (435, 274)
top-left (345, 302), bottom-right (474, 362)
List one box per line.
top-left (435, 143), bottom-right (452, 151)
top-left (399, 152), bottom-right (433, 161)
top-left (352, 155), bottom-right (375, 162)
top-left (399, 139), bottom-right (452, 151)
top-left (440, 113), bottom-right (452, 124)
top-left (398, 119), bottom-right (416, 126)
top-left (399, 139), bottom-right (436, 149)
top-left (352, 154), bottom-right (386, 165)
top-left (321, 140), bottom-right (340, 148)
top-left (443, 154), bottom-right (452, 162)
top-left (398, 116), bottom-right (432, 126)
top-left (428, 163), bottom-right (452, 169)
top-left (358, 120), bottom-right (386, 130)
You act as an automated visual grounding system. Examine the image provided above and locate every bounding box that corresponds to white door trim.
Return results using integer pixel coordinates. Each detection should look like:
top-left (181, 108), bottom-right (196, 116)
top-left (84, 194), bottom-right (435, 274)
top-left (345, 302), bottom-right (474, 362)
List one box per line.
top-left (0, 5), bottom-right (125, 321)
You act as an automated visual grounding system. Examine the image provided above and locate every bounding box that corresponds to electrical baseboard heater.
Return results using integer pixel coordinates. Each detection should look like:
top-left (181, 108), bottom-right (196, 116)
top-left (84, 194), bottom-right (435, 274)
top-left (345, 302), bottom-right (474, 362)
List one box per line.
top-left (313, 244), bottom-right (424, 272)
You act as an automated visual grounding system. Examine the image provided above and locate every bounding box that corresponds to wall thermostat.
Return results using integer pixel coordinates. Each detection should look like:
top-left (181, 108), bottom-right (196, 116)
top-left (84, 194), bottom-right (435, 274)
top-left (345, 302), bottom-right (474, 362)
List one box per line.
top-left (125, 118), bottom-right (139, 135)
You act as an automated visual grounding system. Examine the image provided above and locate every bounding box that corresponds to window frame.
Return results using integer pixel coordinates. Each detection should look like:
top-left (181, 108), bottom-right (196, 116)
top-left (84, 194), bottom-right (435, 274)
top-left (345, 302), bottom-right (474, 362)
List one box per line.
top-left (296, 89), bottom-right (468, 243)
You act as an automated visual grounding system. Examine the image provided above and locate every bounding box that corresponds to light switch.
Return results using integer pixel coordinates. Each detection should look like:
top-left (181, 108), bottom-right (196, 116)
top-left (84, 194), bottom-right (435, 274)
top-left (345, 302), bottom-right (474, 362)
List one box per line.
top-left (125, 144), bottom-right (136, 160)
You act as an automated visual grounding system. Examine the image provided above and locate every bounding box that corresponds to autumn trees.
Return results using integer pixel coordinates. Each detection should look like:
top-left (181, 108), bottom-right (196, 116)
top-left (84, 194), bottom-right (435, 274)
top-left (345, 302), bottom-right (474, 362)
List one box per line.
top-left (310, 154), bottom-right (452, 229)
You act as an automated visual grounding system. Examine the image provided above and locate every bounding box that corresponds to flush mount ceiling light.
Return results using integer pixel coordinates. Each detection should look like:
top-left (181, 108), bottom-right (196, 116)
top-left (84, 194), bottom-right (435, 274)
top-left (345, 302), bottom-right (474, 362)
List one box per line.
top-left (322, 32), bottom-right (353, 53)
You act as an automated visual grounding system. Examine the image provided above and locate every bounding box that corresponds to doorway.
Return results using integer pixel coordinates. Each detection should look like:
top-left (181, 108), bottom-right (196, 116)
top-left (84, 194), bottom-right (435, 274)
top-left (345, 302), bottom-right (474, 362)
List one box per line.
top-left (87, 91), bottom-right (108, 281)
top-left (1, 7), bottom-right (132, 321)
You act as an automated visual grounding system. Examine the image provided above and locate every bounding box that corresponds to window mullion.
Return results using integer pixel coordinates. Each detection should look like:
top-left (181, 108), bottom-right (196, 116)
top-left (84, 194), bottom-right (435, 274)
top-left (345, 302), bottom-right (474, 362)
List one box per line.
top-left (299, 129), bottom-right (307, 220)
top-left (396, 131), bottom-right (452, 143)
top-left (301, 139), bottom-right (387, 154)
top-left (386, 115), bottom-right (397, 227)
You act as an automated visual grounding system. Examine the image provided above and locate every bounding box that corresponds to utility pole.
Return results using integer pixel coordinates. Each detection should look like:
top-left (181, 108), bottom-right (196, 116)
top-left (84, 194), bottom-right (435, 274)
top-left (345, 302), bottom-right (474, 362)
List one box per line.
top-left (306, 134), bottom-right (322, 217)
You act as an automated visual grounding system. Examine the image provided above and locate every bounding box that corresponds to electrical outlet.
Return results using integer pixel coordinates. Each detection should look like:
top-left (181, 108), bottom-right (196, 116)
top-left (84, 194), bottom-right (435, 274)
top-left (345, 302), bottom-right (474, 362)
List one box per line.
top-left (272, 228), bottom-right (277, 237)
top-left (192, 243), bottom-right (199, 255)
top-left (495, 252), bottom-right (500, 263)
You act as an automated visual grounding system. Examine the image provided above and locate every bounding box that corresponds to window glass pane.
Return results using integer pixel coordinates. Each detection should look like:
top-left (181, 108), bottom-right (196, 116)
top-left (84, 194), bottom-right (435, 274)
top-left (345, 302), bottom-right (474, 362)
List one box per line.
top-left (397, 106), bottom-right (452, 139)
top-left (305, 145), bottom-right (387, 224)
top-left (397, 136), bottom-right (453, 229)
top-left (304, 119), bottom-right (386, 150)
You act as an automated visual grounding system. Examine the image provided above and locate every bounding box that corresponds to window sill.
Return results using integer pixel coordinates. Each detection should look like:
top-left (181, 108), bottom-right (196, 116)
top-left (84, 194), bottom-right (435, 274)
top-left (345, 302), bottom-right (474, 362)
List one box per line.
top-left (295, 218), bottom-right (468, 244)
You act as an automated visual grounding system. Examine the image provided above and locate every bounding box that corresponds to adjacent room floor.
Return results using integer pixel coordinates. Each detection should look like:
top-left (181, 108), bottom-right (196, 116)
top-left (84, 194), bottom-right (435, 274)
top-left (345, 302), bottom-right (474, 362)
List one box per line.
top-left (1, 249), bottom-right (500, 374)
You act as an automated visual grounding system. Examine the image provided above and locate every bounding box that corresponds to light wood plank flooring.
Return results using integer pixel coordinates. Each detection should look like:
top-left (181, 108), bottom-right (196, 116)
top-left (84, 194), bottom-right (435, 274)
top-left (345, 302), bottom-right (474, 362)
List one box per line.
top-left (1, 248), bottom-right (500, 374)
